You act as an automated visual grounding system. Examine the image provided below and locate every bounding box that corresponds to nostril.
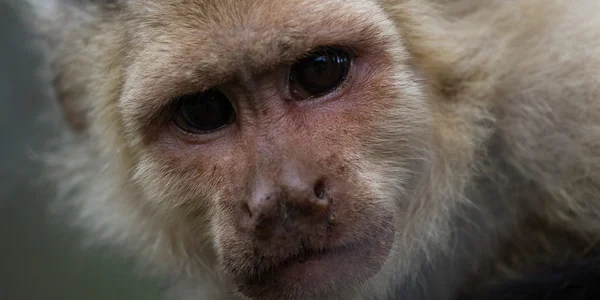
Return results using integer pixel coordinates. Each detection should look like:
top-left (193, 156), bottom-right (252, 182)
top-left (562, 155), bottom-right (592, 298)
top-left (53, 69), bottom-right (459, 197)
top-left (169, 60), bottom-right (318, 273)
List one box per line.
top-left (314, 179), bottom-right (327, 200)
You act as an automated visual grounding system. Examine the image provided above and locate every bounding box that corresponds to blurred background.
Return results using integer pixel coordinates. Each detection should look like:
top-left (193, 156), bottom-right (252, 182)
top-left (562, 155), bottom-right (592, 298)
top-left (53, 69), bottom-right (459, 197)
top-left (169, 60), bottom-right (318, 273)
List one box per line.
top-left (0, 2), bottom-right (163, 299)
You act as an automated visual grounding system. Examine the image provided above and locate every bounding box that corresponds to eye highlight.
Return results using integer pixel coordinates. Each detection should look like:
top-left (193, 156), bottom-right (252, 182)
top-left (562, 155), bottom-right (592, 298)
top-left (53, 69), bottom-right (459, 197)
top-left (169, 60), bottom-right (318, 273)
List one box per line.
top-left (171, 89), bottom-right (236, 134)
top-left (289, 47), bottom-right (352, 100)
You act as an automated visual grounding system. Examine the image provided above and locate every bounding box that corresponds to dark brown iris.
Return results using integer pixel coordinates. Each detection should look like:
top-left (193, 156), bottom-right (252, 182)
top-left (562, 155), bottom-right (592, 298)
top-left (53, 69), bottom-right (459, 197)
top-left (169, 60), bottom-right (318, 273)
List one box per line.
top-left (172, 89), bottom-right (236, 133)
top-left (289, 47), bottom-right (352, 100)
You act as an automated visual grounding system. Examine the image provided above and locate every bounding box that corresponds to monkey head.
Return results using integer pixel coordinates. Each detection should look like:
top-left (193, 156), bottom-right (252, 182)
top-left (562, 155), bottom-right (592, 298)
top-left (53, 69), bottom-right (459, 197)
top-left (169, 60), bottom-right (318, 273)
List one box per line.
top-left (31, 0), bottom-right (443, 299)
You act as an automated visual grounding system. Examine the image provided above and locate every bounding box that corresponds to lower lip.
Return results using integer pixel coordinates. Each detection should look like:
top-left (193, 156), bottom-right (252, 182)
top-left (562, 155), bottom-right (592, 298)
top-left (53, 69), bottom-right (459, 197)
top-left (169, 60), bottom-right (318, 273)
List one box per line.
top-left (235, 234), bottom-right (394, 298)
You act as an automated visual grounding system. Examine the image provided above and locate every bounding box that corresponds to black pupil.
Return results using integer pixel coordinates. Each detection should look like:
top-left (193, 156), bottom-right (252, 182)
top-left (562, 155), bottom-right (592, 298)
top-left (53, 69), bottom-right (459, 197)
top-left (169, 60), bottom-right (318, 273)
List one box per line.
top-left (175, 89), bottom-right (234, 133)
top-left (292, 48), bottom-right (350, 97)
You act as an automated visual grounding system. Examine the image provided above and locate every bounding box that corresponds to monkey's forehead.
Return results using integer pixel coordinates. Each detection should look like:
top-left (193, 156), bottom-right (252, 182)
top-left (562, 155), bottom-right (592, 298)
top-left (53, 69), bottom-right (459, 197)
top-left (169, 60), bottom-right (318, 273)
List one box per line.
top-left (124, 0), bottom-right (395, 64)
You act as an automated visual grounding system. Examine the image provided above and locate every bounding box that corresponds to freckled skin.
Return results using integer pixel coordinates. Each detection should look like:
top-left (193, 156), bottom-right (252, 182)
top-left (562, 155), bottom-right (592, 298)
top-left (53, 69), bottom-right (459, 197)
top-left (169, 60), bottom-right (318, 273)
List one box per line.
top-left (22, 0), bottom-right (600, 299)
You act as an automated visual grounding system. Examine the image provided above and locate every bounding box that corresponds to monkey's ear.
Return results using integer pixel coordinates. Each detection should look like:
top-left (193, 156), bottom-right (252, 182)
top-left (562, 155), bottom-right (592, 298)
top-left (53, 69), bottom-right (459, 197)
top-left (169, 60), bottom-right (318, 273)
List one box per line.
top-left (24, 0), bottom-right (93, 132)
top-left (52, 74), bottom-right (90, 132)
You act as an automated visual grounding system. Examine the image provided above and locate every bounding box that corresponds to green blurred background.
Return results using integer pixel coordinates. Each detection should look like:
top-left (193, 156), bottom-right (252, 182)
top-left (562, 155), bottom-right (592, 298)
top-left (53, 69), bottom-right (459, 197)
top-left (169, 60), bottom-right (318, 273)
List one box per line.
top-left (0, 2), bottom-right (163, 299)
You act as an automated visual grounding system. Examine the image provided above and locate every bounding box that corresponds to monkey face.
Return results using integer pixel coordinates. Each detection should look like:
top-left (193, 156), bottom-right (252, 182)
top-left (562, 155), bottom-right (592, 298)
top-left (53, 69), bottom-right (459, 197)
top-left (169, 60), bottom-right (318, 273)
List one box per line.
top-left (111, 0), bottom-right (434, 298)
top-left (32, 0), bottom-right (600, 298)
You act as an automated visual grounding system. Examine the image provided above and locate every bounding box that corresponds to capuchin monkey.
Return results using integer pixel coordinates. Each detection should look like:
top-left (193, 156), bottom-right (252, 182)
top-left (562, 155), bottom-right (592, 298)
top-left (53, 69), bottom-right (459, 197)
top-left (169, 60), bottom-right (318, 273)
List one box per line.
top-left (18, 0), bottom-right (600, 299)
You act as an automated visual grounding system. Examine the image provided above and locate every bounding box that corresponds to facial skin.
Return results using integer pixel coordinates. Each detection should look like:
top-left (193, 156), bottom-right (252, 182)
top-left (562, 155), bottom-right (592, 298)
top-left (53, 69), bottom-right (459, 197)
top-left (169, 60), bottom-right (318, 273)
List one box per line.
top-left (23, 0), bottom-right (600, 299)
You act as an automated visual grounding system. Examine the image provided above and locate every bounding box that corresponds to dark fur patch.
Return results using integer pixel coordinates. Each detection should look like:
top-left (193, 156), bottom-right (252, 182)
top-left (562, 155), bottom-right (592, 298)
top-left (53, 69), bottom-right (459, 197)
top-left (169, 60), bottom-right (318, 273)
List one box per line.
top-left (466, 257), bottom-right (600, 300)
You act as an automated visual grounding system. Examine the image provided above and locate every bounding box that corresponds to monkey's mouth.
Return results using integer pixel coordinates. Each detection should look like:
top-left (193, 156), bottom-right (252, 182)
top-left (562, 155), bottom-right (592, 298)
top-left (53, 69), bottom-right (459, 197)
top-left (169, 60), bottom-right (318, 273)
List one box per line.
top-left (232, 227), bottom-right (395, 298)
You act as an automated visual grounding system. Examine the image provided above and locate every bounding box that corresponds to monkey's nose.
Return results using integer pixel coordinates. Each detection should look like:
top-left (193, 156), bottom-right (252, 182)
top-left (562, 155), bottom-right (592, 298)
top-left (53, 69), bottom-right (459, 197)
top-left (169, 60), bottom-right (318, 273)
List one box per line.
top-left (245, 164), bottom-right (330, 239)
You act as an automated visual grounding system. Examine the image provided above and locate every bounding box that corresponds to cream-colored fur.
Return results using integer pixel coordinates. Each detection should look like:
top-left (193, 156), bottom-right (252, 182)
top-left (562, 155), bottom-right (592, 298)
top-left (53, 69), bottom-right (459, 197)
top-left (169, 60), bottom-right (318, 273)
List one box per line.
top-left (20, 0), bottom-right (600, 299)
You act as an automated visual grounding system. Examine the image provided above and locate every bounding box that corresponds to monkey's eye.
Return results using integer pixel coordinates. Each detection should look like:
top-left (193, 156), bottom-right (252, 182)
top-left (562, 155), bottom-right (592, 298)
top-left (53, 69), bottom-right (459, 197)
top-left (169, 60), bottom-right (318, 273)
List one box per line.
top-left (172, 89), bottom-right (236, 134)
top-left (289, 47), bottom-right (351, 100)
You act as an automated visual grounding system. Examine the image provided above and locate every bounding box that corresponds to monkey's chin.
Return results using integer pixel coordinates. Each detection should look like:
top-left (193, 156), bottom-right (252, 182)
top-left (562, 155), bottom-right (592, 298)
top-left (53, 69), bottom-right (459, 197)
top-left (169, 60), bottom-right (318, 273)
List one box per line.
top-left (233, 230), bottom-right (395, 300)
